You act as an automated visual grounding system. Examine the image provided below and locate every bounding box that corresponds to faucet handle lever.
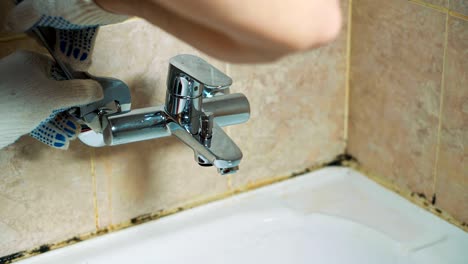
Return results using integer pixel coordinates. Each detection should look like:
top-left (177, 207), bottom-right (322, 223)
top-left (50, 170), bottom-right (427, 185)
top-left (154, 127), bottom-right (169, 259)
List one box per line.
top-left (168, 54), bottom-right (232, 97)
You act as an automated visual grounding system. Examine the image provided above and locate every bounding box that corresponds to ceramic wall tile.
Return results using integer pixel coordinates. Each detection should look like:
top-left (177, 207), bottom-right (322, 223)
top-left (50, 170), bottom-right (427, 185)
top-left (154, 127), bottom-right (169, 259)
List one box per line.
top-left (434, 17), bottom-right (468, 223)
top-left (228, 47), bottom-right (347, 187)
top-left (422, 0), bottom-right (448, 8)
top-left (450, 0), bottom-right (468, 16)
top-left (348, 0), bottom-right (446, 198)
top-left (0, 138), bottom-right (96, 256)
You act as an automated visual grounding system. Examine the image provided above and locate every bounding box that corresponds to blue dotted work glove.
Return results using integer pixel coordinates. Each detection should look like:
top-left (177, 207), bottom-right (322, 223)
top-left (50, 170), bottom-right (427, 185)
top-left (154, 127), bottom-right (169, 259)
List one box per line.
top-left (4, 0), bottom-right (127, 149)
top-left (0, 51), bottom-right (104, 150)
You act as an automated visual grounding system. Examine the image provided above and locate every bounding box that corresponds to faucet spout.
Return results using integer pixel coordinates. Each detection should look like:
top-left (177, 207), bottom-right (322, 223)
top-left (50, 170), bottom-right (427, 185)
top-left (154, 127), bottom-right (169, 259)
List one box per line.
top-left (168, 121), bottom-right (242, 175)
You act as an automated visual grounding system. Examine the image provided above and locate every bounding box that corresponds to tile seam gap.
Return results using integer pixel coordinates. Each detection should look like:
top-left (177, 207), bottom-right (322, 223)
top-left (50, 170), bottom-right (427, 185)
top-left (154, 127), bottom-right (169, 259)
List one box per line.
top-left (407, 0), bottom-right (449, 13)
top-left (344, 0), bottom-right (353, 144)
top-left (431, 5), bottom-right (449, 198)
top-left (407, 0), bottom-right (468, 20)
top-left (107, 162), bottom-right (113, 228)
top-left (90, 149), bottom-right (100, 230)
top-left (449, 11), bottom-right (468, 21)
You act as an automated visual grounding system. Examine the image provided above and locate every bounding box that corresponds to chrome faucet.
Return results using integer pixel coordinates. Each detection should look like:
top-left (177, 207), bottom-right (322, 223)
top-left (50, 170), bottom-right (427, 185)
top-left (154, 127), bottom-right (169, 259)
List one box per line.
top-left (78, 55), bottom-right (250, 175)
top-left (34, 28), bottom-right (249, 174)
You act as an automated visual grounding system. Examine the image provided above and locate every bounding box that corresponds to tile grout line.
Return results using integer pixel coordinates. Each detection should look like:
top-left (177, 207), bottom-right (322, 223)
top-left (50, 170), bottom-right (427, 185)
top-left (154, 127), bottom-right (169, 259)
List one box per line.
top-left (408, 0), bottom-right (449, 13)
top-left (449, 10), bottom-right (468, 21)
top-left (90, 148), bottom-right (100, 229)
top-left (351, 162), bottom-right (468, 232)
top-left (431, 9), bottom-right (450, 199)
top-left (407, 0), bottom-right (468, 21)
top-left (107, 160), bottom-right (114, 228)
top-left (344, 0), bottom-right (353, 145)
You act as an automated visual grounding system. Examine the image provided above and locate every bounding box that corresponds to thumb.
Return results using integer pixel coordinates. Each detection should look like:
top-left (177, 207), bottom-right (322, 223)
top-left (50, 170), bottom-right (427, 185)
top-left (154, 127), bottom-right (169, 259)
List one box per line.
top-left (5, 0), bottom-right (41, 32)
top-left (49, 78), bottom-right (104, 109)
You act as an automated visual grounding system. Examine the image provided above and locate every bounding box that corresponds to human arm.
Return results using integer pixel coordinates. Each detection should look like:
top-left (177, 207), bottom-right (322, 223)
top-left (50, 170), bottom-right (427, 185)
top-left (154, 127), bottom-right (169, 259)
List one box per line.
top-left (94, 0), bottom-right (342, 62)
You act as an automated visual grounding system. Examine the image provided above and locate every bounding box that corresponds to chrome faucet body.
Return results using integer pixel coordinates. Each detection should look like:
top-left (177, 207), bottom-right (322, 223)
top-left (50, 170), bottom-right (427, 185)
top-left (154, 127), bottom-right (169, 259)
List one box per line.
top-left (77, 55), bottom-right (250, 175)
top-left (33, 28), bottom-right (249, 174)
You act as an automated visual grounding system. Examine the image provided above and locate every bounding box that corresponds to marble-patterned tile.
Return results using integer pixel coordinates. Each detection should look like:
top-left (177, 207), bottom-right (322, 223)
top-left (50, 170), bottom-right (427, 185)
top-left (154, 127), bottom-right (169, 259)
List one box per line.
top-left (0, 138), bottom-right (96, 257)
top-left (450, 0), bottom-right (468, 16)
top-left (348, 0), bottom-right (446, 198)
top-left (435, 17), bottom-right (468, 223)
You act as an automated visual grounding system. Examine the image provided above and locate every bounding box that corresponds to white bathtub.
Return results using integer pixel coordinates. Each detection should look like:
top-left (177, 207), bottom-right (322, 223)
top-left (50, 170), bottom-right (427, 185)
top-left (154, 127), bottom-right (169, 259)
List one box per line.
top-left (18, 167), bottom-right (468, 264)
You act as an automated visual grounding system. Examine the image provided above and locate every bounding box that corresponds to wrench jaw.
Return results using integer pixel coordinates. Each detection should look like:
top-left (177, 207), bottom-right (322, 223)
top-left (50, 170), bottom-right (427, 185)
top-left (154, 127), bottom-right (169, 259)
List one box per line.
top-left (76, 73), bottom-right (132, 133)
top-left (33, 27), bottom-right (133, 146)
top-left (73, 76), bottom-right (132, 147)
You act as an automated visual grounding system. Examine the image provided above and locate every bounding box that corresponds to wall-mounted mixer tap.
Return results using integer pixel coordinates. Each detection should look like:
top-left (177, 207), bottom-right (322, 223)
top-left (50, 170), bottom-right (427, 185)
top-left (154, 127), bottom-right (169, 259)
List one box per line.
top-left (33, 28), bottom-right (249, 174)
top-left (78, 55), bottom-right (250, 175)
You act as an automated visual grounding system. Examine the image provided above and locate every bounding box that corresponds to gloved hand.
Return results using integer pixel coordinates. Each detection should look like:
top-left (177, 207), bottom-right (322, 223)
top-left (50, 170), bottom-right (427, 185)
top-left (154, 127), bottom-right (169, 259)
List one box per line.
top-left (6, 0), bottom-right (127, 31)
top-left (3, 0), bottom-right (127, 149)
top-left (6, 0), bottom-right (128, 71)
top-left (0, 51), bottom-right (104, 149)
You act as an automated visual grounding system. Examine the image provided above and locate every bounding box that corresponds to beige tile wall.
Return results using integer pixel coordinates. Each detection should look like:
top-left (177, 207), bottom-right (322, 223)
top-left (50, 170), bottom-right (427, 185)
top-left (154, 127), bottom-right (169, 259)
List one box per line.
top-left (422, 0), bottom-right (448, 8)
top-left (349, 0), bottom-right (445, 199)
top-left (450, 0), bottom-right (468, 16)
top-left (417, 0), bottom-right (468, 17)
top-left (349, 0), bottom-right (468, 223)
top-left (435, 16), bottom-right (468, 223)
top-left (0, 0), bottom-right (349, 257)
